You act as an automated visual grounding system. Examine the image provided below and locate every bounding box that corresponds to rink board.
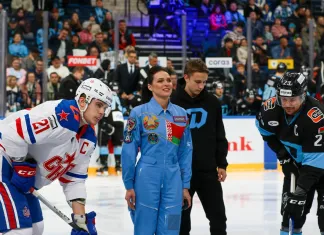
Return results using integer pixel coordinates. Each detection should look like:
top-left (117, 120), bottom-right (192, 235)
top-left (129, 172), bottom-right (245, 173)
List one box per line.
top-left (92, 116), bottom-right (277, 174)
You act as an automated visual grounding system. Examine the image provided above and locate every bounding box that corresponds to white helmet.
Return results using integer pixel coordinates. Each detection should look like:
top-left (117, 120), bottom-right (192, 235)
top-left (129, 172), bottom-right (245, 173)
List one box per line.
top-left (75, 78), bottom-right (113, 117)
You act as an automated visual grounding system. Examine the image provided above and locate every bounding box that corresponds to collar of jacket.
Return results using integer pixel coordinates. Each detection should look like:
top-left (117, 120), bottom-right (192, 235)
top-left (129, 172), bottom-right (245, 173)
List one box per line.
top-left (148, 97), bottom-right (173, 115)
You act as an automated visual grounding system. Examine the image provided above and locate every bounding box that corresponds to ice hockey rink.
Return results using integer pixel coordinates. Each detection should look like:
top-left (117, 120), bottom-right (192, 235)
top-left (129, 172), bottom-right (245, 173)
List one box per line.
top-left (39, 171), bottom-right (320, 235)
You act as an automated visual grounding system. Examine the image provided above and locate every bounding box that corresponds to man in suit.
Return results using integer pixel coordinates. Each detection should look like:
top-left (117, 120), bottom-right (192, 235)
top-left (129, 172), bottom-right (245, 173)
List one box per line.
top-left (139, 52), bottom-right (159, 84)
top-left (113, 50), bottom-right (141, 112)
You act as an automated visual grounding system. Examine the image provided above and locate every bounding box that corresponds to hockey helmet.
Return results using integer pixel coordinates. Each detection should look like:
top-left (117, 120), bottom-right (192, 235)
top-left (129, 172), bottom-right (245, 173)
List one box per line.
top-left (277, 62), bottom-right (287, 73)
top-left (75, 78), bottom-right (113, 117)
top-left (276, 72), bottom-right (307, 98)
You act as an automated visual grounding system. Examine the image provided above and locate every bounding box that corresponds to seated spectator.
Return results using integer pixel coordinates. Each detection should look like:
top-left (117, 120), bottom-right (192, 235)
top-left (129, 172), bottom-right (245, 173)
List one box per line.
top-left (15, 8), bottom-right (27, 22)
top-left (11, 0), bottom-right (34, 14)
top-left (21, 47), bottom-right (40, 71)
top-left (112, 19), bottom-right (136, 50)
top-left (199, 0), bottom-right (213, 16)
top-left (29, 59), bottom-right (44, 84)
top-left (6, 75), bottom-right (22, 113)
top-left (271, 17), bottom-right (288, 40)
top-left (237, 38), bottom-right (253, 65)
top-left (244, 0), bottom-right (262, 18)
top-left (36, 27), bottom-right (56, 54)
top-left (20, 72), bottom-right (42, 108)
top-left (290, 0), bottom-right (298, 12)
top-left (94, 59), bottom-right (114, 84)
top-left (250, 11), bottom-right (263, 39)
top-left (218, 0), bottom-right (227, 12)
top-left (287, 23), bottom-right (297, 39)
top-left (286, 5), bottom-right (306, 34)
top-left (61, 20), bottom-right (73, 40)
top-left (252, 36), bottom-right (268, 66)
top-left (218, 38), bottom-right (238, 65)
top-left (262, 4), bottom-right (273, 23)
top-left (8, 18), bottom-right (23, 42)
top-left (271, 36), bottom-right (291, 59)
top-left (7, 57), bottom-right (27, 85)
top-left (49, 8), bottom-right (63, 33)
top-left (291, 36), bottom-right (308, 72)
top-left (47, 56), bottom-right (70, 79)
top-left (255, 0), bottom-right (266, 9)
top-left (93, 0), bottom-right (108, 24)
top-left (70, 12), bottom-right (82, 34)
top-left (263, 25), bottom-right (273, 43)
top-left (47, 72), bottom-right (61, 100)
top-left (304, 8), bottom-right (315, 25)
top-left (89, 32), bottom-right (110, 53)
top-left (58, 67), bottom-right (84, 100)
top-left (71, 34), bottom-right (87, 51)
top-left (274, 0), bottom-right (292, 23)
top-left (85, 46), bottom-right (101, 77)
top-left (210, 4), bottom-right (227, 32)
top-left (78, 22), bottom-right (93, 46)
top-left (49, 28), bottom-right (72, 61)
top-left (222, 22), bottom-right (245, 47)
top-left (167, 58), bottom-right (174, 70)
top-left (225, 1), bottom-right (245, 30)
top-left (101, 11), bottom-right (114, 38)
top-left (9, 33), bottom-right (28, 58)
top-left (85, 15), bottom-right (102, 37)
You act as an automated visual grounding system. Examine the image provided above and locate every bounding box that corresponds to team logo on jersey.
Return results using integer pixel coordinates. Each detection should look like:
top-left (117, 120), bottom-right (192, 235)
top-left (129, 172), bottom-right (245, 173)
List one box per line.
top-left (294, 124), bottom-right (299, 136)
top-left (143, 115), bottom-right (159, 130)
top-left (126, 117), bottom-right (136, 132)
top-left (124, 132), bottom-right (133, 143)
top-left (58, 110), bottom-right (70, 121)
top-left (148, 133), bottom-right (159, 144)
top-left (23, 206), bottom-right (31, 218)
top-left (263, 97), bottom-right (277, 111)
top-left (268, 121), bottom-right (279, 126)
top-left (307, 107), bottom-right (324, 123)
top-left (173, 116), bottom-right (186, 123)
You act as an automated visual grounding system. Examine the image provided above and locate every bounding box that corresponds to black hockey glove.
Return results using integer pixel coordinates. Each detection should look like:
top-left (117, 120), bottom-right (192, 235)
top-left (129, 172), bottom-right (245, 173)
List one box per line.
top-left (277, 149), bottom-right (299, 178)
top-left (283, 192), bottom-right (307, 220)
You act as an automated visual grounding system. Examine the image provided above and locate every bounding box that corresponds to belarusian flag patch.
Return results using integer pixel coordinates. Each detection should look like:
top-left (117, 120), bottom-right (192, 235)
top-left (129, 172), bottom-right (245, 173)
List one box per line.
top-left (166, 120), bottom-right (186, 145)
top-left (318, 126), bottom-right (324, 134)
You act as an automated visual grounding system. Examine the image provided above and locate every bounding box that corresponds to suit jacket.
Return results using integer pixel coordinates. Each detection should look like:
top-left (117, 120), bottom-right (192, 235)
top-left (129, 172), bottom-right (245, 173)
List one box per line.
top-left (114, 63), bottom-right (140, 95)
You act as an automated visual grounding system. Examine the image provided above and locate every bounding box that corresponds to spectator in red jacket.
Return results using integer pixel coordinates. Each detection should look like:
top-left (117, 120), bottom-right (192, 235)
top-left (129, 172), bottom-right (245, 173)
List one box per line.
top-left (210, 4), bottom-right (227, 32)
top-left (112, 19), bottom-right (136, 50)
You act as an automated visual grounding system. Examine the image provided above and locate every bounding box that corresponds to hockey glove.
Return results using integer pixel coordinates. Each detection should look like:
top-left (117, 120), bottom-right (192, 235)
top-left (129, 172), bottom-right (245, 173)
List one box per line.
top-left (71, 211), bottom-right (97, 235)
top-left (11, 161), bottom-right (36, 193)
top-left (283, 192), bottom-right (307, 220)
top-left (277, 149), bottom-right (299, 178)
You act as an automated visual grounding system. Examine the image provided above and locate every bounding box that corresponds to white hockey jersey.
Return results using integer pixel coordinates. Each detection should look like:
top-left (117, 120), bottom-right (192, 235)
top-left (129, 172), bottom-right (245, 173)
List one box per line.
top-left (0, 99), bottom-right (97, 201)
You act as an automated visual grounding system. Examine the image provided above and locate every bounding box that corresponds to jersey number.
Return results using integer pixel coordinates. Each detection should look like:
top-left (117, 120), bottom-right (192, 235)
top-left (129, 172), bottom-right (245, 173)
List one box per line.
top-left (314, 135), bottom-right (323, 146)
top-left (32, 119), bottom-right (50, 134)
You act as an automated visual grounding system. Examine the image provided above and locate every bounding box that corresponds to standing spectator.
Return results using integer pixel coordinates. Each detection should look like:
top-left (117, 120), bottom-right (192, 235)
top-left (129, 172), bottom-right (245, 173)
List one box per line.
top-left (112, 19), bottom-right (136, 50)
top-left (8, 33), bottom-right (29, 58)
top-left (6, 75), bottom-right (22, 113)
top-left (250, 11), bottom-right (264, 40)
top-left (49, 28), bottom-right (73, 61)
top-left (271, 18), bottom-right (288, 40)
top-left (244, 0), bottom-right (262, 18)
top-left (49, 8), bottom-right (62, 33)
top-left (47, 72), bottom-right (61, 100)
top-left (20, 72), bottom-right (42, 108)
top-left (78, 22), bottom-right (93, 46)
top-left (139, 52), bottom-right (159, 83)
top-left (225, 1), bottom-right (245, 30)
top-left (58, 67), bottom-right (84, 100)
top-left (271, 36), bottom-right (291, 59)
top-left (301, 21), bottom-right (321, 55)
top-left (171, 59), bottom-right (228, 235)
top-left (11, 0), bottom-right (34, 14)
top-left (262, 4), bottom-right (273, 23)
top-left (101, 11), bottom-right (114, 38)
top-left (93, 0), bottom-right (108, 24)
top-left (46, 56), bottom-right (70, 79)
top-left (6, 57), bottom-right (27, 85)
top-left (274, 0), bottom-right (292, 23)
top-left (210, 4), bottom-right (227, 33)
top-left (122, 66), bottom-right (192, 235)
top-left (70, 12), bottom-right (82, 33)
top-left (21, 47), bottom-right (39, 71)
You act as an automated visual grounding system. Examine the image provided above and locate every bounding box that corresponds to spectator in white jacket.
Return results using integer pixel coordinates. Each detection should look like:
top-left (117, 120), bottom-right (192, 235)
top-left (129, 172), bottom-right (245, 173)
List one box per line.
top-left (46, 56), bottom-right (70, 79)
top-left (11, 0), bottom-right (34, 13)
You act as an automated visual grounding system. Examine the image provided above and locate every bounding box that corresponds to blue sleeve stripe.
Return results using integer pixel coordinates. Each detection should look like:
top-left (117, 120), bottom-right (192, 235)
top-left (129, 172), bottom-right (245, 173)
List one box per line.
top-left (66, 172), bottom-right (88, 179)
top-left (24, 114), bottom-right (36, 144)
top-left (302, 152), bottom-right (324, 169)
top-left (255, 119), bottom-right (274, 136)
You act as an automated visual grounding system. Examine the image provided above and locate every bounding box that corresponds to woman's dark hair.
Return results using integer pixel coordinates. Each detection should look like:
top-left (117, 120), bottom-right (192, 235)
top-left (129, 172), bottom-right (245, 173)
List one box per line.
top-left (141, 66), bottom-right (169, 104)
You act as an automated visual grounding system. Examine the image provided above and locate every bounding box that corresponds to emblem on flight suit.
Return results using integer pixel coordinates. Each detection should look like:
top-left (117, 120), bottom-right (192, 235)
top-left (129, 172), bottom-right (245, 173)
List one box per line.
top-left (143, 115), bottom-right (159, 130)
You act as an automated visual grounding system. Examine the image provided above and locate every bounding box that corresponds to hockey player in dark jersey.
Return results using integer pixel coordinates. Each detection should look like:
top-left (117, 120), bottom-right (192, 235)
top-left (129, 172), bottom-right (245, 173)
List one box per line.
top-left (214, 81), bottom-right (234, 116)
top-left (236, 88), bottom-right (262, 115)
top-left (256, 72), bottom-right (324, 235)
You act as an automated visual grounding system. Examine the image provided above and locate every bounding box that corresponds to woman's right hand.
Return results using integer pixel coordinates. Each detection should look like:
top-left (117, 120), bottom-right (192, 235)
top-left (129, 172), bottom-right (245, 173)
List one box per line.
top-left (125, 189), bottom-right (136, 210)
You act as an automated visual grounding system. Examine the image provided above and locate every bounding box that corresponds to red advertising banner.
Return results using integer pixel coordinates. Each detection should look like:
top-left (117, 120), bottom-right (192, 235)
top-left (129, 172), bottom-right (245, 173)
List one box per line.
top-left (67, 56), bottom-right (97, 67)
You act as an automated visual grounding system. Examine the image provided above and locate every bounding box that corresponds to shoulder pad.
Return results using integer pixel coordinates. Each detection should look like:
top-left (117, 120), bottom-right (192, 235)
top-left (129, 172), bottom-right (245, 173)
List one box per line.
top-left (263, 97), bottom-right (277, 111)
top-left (55, 100), bottom-right (80, 133)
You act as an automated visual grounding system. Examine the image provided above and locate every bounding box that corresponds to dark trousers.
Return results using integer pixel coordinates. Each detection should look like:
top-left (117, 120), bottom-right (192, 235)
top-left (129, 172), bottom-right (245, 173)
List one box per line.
top-left (180, 171), bottom-right (227, 235)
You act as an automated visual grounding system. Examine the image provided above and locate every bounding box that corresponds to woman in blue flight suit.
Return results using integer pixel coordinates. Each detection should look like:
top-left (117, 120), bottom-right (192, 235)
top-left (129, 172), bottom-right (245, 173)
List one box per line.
top-left (121, 66), bottom-right (192, 235)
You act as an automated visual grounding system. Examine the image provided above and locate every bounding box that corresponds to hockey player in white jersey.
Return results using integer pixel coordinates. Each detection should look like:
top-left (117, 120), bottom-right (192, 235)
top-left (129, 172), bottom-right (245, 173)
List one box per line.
top-left (0, 78), bottom-right (112, 235)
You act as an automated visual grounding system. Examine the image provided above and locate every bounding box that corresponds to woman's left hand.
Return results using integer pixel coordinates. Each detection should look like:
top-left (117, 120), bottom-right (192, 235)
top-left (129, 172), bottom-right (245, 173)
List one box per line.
top-left (182, 189), bottom-right (191, 210)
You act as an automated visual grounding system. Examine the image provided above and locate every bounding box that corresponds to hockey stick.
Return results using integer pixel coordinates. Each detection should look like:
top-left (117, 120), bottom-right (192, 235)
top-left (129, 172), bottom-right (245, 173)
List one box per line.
top-left (289, 173), bottom-right (296, 235)
top-left (30, 188), bottom-right (82, 230)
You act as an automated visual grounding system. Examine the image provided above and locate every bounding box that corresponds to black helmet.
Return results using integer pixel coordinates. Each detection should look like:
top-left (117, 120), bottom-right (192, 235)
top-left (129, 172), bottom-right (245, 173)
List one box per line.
top-left (245, 88), bottom-right (256, 99)
top-left (277, 62), bottom-right (287, 73)
top-left (276, 72), bottom-right (307, 97)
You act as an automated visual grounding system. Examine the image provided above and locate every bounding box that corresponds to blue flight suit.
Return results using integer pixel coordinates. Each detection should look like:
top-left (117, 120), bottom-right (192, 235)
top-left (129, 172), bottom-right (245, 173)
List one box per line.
top-left (122, 97), bottom-right (192, 235)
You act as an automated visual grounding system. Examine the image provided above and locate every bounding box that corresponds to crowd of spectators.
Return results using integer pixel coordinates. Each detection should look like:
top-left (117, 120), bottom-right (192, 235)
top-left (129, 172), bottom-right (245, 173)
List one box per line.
top-left (3, 0), bottom-right (323, 117)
